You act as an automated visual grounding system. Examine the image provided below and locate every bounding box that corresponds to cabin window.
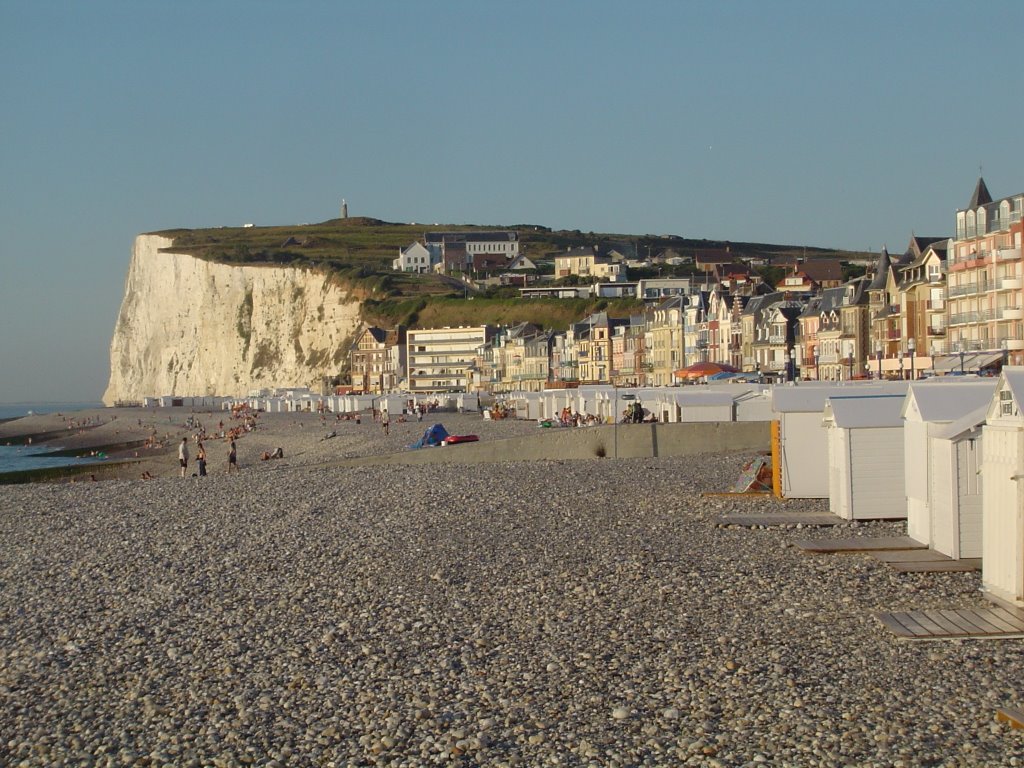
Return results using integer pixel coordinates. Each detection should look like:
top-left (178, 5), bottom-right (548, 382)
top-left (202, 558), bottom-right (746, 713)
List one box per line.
top-left (1000, 389), bottom-right (1015, 417)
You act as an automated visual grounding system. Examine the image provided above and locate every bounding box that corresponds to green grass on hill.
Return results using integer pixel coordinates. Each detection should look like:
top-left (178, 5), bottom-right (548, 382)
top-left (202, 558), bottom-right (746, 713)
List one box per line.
top-left (152, 216), bottom-right (871, 331)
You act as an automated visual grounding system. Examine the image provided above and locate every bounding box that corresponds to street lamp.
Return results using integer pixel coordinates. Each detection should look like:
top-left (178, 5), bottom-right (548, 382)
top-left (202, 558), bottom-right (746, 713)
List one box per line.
top-left (814, 347), bottom-right (820, 381)
top-left (875, 342), bottom-right (883, 380)
top-left (958, 342), bottom-right (966, 374)
top-left (908, 338), bottom-right (916, 380)
top-left (1003, 337), bottom-right (1010, 367)
top-left (787, 347), bottom-right (794, 382)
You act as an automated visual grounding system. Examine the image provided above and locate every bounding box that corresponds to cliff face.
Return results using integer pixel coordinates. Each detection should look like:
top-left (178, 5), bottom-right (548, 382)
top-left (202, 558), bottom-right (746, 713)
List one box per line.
top-left (103, 234), bottom-right (363, 405)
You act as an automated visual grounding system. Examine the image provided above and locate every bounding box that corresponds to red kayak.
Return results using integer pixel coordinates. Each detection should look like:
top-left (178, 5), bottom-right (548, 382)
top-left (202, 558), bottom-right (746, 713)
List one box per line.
top-left (441, 434), bottom-right (479, 446)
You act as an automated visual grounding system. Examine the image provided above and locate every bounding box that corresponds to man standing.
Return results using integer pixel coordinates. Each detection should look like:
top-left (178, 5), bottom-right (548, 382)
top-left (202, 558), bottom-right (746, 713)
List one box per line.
top-left (178, 437), bottom-right (189, 478)
top-left (381, 409), bottom-right (390, 436)
top-left (228, 439), bottom-right (238, 473)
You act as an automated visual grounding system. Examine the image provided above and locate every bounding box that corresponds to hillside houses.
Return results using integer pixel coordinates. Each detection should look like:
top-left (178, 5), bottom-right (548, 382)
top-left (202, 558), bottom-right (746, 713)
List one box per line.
top-left (361, 179), bottom-right (1019, 394)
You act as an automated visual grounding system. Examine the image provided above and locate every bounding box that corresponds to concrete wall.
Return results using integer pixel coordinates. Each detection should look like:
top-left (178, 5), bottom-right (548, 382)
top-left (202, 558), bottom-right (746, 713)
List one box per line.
top-left (337, 420), bottom-right (770, 467)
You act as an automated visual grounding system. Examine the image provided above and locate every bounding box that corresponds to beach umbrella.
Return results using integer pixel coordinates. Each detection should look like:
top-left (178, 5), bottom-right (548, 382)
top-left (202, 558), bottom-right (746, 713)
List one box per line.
top-left (674, 362), bottom-right (740, 380)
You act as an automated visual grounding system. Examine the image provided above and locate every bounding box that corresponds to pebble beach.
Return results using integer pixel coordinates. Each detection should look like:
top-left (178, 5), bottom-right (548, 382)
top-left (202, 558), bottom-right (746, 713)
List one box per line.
top-left (1, 409), bottom-right (1023, 766)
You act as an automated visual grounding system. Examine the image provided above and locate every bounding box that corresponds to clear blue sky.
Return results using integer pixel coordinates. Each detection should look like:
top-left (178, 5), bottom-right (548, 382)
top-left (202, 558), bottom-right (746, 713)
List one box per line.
top-left (2, 1), bottom-right (1022, 403)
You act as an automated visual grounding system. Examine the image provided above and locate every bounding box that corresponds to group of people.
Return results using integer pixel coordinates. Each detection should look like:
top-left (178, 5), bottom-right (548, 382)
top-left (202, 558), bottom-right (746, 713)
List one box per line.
top-left (178, 436), bottom-right (237, 478)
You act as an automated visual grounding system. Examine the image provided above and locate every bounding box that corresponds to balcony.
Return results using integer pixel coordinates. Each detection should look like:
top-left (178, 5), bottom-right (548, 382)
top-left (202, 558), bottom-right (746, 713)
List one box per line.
top-left (996, 247), bottom-right (1022, 262)
top-left (927, 325), bottom-right (947, 336)
top-left (817, 353), bottom-right (840, 364)
top-left (1002, 307), bottom-right (1024, 321)
top-left (948, 312), bottom-right (979, 326)
top-left (925, 299), bottom-right (945, 310)
top-left (999, 276), bottom-right (1023, 290)
top-left (1006, 339), bottom-right (1024, 351)
top-left (947, 283), bottom-right (977, 298)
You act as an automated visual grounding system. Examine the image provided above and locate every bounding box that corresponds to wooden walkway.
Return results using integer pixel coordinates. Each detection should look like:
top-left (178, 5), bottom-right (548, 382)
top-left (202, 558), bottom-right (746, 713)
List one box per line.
top-left (875, 605), bottom-right (1024, 640)
top-left (714, 513), bottom-right (845, 528)
top-left (794, 535), bottom-right (927, 554)
top-left (868, 549), bottom-right (982, 573)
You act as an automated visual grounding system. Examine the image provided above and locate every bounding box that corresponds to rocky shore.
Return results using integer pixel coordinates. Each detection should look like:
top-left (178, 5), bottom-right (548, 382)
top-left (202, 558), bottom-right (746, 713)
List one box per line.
top-left (1, 410), bottom-right (1023, 765)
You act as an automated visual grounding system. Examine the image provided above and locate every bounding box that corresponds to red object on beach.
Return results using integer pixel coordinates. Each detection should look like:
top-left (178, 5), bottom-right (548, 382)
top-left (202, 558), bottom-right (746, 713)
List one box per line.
top-left (442, 434), bottom-right (479, 446)
top-left (674, 362), bottom-right (740, 380)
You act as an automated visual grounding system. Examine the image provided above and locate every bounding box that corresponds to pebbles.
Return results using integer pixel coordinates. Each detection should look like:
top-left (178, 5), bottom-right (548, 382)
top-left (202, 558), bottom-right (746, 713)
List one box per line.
top-left (0, 440), bottom-right (1023, 765)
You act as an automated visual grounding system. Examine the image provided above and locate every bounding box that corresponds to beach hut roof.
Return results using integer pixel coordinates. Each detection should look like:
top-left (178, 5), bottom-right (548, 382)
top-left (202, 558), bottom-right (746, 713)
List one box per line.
top-left (901, 380), bottom-right (999, 423)
top-left (668, 390), bottom-right (737, 407)
top-left (932, 403), bottom-right (987, 441)
top-left (824, 394), bottom-right (906, 428)
top-left (771, 382), bottom-right (908, 414)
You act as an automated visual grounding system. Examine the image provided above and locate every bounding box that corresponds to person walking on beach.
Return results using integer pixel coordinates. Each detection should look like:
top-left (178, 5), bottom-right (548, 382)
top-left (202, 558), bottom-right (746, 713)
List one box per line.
top-left (178, 437), bottom-right (189, 478)
top-left (196, 441), bottom-right (207, 477)
top-left (381, 409), bottom-right (390, 436)
top-left (227, 439), bottom-right (238, 473)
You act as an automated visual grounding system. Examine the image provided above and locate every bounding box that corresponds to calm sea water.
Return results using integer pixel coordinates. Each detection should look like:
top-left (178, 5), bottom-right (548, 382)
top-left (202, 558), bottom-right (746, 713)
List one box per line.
top-left (0, 402), bottom-right (105, 474)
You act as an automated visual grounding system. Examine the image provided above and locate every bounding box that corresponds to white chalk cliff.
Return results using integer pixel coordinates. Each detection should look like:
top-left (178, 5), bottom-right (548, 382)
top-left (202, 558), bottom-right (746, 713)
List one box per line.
top-left (103, 234), bottom-right (363, 405)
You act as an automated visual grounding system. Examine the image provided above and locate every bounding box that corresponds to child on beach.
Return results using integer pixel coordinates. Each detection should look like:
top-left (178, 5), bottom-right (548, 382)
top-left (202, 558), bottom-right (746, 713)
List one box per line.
top-left (227, 439), bottom-right (238, 473)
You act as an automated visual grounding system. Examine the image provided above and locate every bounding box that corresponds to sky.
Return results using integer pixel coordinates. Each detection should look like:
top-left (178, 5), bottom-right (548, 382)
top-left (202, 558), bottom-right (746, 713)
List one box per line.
top-left (2, 1), bottom-right (1023, 403)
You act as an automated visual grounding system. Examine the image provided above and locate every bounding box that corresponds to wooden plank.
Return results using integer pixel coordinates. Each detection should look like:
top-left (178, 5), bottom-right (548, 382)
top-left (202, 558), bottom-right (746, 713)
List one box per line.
top-left (870, 549), bottom-right (952, 563)
top-left (988, 606), bottom-right (1024, 632)
top-left (964, 609), bottom-right (1020, 634)
top-left (906, 611), bottom-right (953, 637)
top-left (890, 612), bottom-right (936, 638)
top-left (924, 611), bottom-right (973, 637)
top-left (887, 561), bottom-right (981, 573)
top-left (996, 707), bottom-right (1024, 729)
top-left (942, 610), bottom-right (1002, 636)
top-left (794, 536), bottom-right (927, 554)
top-left (962, 610), bottom-right (1019, 634)
top-left (874, 612), bottom-right (917, 638)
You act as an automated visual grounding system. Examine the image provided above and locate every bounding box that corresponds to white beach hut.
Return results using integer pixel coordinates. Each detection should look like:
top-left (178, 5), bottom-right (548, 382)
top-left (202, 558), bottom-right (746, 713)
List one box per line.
top-left (823, 393), bottom-right (907, 520)
top-left (981, 367), bottom-right (1024, 607)
top-left (927, 405), bottom-right (986, 559)
top-left (901, 380), bottom-right (997, 550)
top-left (771, 382), bottom-right (908, 499)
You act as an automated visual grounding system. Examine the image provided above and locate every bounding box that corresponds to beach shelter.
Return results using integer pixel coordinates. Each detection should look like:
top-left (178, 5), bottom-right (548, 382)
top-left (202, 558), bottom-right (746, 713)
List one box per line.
top-left (901, 380), bottom-right (997, 550)
top-left (823, 393), bottom-right (907, 520)
top-left (409, 423), bottom-right (449, 450)
top-left (927, 405), bottom-right (986, 559)
top-left (674, 362), bottom-right (740, 381)
top-left (981, 367), bottom-right (1024, 607)
top-left (770, 382), bottom-right (908, 499)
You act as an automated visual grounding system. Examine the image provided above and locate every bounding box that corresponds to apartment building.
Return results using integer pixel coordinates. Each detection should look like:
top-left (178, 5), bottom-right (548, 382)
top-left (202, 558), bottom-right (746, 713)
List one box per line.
top-left (946, 178), bottom-right (1024, 366)
top-left (349, 326), bottom-right (406, 394)
top-left (406, 325), bottom-right (496, 394)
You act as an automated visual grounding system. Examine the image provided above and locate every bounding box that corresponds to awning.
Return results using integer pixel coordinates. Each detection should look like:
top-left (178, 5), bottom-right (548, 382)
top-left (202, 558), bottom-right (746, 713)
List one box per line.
top-left (932, 351), bottom-right (1003, 373)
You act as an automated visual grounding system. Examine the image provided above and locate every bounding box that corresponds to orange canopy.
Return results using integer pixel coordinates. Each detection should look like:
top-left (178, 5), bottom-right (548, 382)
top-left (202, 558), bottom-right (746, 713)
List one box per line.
top-left (674, 362), bottom-right (740, 380)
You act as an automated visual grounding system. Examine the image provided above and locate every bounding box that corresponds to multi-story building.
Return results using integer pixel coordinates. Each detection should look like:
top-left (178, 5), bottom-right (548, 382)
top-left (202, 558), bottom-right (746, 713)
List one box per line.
top-left (816, 278), bottom-right (871, 381)
top-left (407, 325), bottom-right (496, 394)
top-left (575, 312), bottom-right (625, 384)
top-left (392, 242), bottom-right (435, 273)
top-left (648, 296), bottom-right (686, 385)
top-left (610, 316), bottom-right (649, 387)
top-left (553, 246), bottom-right (626, 282)
top-left (947, 178), bottom-right (1024, 366)
top-left (899, 239), bottom-right (948, 375)
top-left (425, 231), bottom-right (520, 271)
top-left (349, 326), bottom-right (406, 394)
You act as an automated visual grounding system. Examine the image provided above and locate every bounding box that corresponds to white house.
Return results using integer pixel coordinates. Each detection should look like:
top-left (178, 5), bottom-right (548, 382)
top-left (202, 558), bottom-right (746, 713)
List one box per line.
top-left (823, 393), bottom-right (907, 520)
top-left (393, 242), bottom-right (435, 273)
top-left (981, 367), bottom-right (1024, 607)
top-left (901, 380), bottom-right (997, 552)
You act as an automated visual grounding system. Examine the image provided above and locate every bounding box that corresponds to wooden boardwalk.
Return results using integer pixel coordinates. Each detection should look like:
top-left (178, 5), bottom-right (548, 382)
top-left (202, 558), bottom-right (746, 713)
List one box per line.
top-left (794, 536), bottom-right (927, 554)
top-left (867, 549), bottom-right (982, 573)
top-left (875, 605), bottom-right (1024, 640)
top-left (714, 513), bottom-right (845, 528)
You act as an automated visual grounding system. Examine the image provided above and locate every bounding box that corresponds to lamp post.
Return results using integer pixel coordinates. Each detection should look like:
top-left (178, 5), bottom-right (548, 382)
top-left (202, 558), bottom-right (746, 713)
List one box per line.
top-left (958, 343), bottom-right (966, 374)
top-left (875, 342), bottom-right (883, 380)
top-left (1003, 338), bottom-right (1010, 367)
top-left (814, 348), bottom-right (820, 381)
top-left (908, 337), bottom-right (916, 380)
top-left (787, 347), bottom-right (794, 382)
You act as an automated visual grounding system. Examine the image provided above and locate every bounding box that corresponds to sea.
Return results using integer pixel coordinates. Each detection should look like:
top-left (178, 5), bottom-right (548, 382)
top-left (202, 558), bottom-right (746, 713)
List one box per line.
top-left (0, 402), bottom-right (106, 475)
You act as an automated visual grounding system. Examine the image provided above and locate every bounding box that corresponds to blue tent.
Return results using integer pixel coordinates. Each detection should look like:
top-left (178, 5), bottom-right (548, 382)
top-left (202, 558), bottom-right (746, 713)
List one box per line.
top-left (408, 423), bottom-right (449, 450)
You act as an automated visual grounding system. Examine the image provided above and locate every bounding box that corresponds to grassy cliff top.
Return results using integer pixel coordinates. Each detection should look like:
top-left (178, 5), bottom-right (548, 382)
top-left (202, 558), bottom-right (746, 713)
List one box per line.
top-left (150, 216), bottom-right (870, 329)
